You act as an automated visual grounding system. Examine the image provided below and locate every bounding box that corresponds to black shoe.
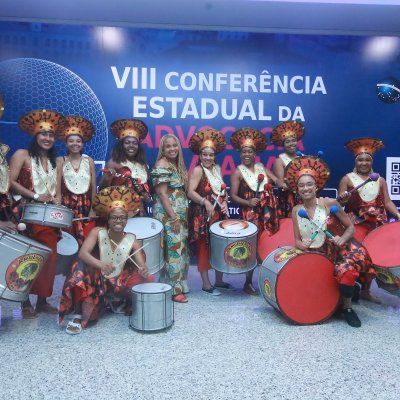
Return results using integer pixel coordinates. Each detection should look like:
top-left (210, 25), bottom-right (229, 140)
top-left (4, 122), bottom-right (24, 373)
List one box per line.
top-left (343, 308), bottom-right (361, 328)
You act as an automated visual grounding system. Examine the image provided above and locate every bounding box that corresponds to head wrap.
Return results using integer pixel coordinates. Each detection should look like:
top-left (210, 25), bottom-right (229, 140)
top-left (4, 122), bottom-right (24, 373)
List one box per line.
top-left (285, 155), bottom-right (330, 192)
top-left (92, 186), bottom-right (141, 217)
top-left (189, 128), bottom-right (226, 154)
top-left (111, 119), bottom-right (148, 142)
top-left (58, 115), bottom-right (95, 143)
top-left (230, 128), bottom-right (267, 153)
top-left (19, 109), bottom-right (67, 136)
top-left (271, 121), bottom-right (304, 146)
top-left (345, 137), bottom-right (384, 158)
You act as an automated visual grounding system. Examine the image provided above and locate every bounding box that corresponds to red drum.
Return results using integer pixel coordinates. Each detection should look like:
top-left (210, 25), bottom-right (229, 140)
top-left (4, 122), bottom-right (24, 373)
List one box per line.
top-left (258, 246), bottom-right (340, 325)
top-left (362, 221), bottom-right (400, 296)
top-left (257, 218), bottom-right (295, 261)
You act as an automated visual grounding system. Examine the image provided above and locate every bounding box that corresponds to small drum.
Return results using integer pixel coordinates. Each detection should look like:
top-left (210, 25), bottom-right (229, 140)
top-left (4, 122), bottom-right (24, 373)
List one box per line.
top-left (0, 229), bottom-right (51, 302)
top-left (362, 221), bottom-right (400, 296)
top-left (258, 218), bottom-right (294, 261)
top-left (209, 219), bottom-right (258, 274)
top-left (259, 246), bottom-right (340, 324)
top-left (21, 203), bottom-right (73, 229)
top-left (129, 282), bottom-right (174, 332)
top-left (124, 217), bottom-right (164, 275)
top-left (56, 231), bottom-right (79, 276)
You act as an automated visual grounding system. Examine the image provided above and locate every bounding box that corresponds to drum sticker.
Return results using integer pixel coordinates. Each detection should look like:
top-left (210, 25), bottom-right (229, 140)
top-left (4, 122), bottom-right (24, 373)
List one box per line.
top-left (263, 279), bottom-right (272, 299)
top-left (50, 211), bottom-right (64, 221)
top-left (224, 241), bottom-right (252, 268)
top-left (274, 248), bottom-right (303, 263)
top-left (5, 253), bottom-right (44, 292)
top-left (219, 220), bottom-right (249, 231)
top-left (375, 267), bottom-right (400, 292)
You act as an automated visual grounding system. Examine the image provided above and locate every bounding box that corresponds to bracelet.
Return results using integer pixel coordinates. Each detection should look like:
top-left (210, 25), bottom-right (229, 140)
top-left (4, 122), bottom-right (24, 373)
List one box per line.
top-left (169, 216), bottom-right (179, 223)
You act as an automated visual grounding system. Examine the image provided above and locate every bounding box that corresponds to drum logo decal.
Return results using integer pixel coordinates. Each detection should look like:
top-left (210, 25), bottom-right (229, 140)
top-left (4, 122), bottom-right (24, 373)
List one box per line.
top-left (274, 248), bottom-right (303, 263)
top-left (263, 279), bottom-right (272, 299)
top-left (224, 241), bottom-right (252, 268)
top-left (219, 220), bottom-right (249, 231)
top-left (50, 211), bottom-right (64, 220)
top-left (5, 253), bottom-right (44, 292)
top-left (375, 267), bottom-right (400, 292)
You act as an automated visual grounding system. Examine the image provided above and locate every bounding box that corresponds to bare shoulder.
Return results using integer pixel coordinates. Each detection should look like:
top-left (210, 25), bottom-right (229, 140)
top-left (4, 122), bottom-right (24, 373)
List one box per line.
top-left (155, 158), bottom-right (169, 168)
top-left (189, 165), bottom-right (203, 178)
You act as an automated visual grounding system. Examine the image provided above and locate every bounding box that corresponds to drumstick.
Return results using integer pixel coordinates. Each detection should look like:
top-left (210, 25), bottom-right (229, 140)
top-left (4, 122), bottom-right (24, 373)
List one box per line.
top-left (113, 242), bottom-right (150, 269)
top-left (72, 216), bottom-right (99, 222)
top-left (252, 174), bottom-right (264, 212)
top-left (207, 183), bottom-right (226, 222)
top-left (297, 206), bottom-right (338, 239)
top-left (336, 172), bottom-right (380, 201)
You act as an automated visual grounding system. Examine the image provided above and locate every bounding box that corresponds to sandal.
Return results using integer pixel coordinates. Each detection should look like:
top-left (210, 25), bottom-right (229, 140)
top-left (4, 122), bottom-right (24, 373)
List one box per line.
top-left (172, 294), bottom-right (188, 303)
top-left (22, 305), bottom-right (38, 319)
top-left (66, 320), bottom-right (82, 335)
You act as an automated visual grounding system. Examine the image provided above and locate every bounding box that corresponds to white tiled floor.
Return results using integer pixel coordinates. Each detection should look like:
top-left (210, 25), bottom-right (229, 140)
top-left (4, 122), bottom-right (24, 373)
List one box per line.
top-left (1, 268), bottom-right (399, 400)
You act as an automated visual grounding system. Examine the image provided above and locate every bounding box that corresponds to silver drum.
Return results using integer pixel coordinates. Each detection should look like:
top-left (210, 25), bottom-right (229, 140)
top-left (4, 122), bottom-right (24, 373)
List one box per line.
top-left (129, 283), bottom-right (174, 332)
top-left (21, 203), bottom-right (73, 229)
top-left (209, 219), bottom-right (258, 274)
top-left (124, 217), bottom-right (164, 275)
top-left (0, 229), bottom-right (51, 302)
top-left (56, 231), bottom-right (79, 276)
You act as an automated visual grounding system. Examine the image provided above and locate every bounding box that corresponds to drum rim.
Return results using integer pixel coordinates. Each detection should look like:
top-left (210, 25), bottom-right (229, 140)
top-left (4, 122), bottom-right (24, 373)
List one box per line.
top-left (124, 217), bottom-right (164, 239)
top-left (209, 219), bottom-right (258, 236)
top-left (132, 282), bottom-right (172, 294)
top-left (0, 229), bottom-right (52, 252)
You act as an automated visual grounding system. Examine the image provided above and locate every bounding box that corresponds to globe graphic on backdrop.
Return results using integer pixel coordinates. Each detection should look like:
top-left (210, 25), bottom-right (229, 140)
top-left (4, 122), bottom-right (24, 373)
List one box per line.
top-left (376, 76), bottom-right (400, 104)
top-left (0, 58), bottom-right (108, 169)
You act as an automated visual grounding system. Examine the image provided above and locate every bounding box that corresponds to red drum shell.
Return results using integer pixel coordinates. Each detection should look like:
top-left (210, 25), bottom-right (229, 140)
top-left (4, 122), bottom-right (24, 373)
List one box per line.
top-left (258, 218), bottom-right (295, 261)
top-left (259, 246), bottom-right (340, 325)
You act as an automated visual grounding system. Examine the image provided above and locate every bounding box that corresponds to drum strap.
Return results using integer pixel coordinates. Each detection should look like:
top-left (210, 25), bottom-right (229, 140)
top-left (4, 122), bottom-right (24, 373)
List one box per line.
top-left (63, 157), bottom-right (91, 195)
top-left (347, 172), bottom-right (379, 202)
top-left (279, 153), bottom-right (294, 167)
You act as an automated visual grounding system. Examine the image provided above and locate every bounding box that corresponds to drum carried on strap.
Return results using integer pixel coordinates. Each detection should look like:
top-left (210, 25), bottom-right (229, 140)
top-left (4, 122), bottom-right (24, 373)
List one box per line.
top-left (0, 229), bottom-right (51, 302)
top-left (258, 218), bottom-right (295, 261)
top-left (21, 203), bottom-right (73, 229)
top-left (129, 282), bottom-right (174, 332)
top-left (209, 219), bottom-right (258, 274)
top-left (258, 246), bottom-right (340, 325)
top-left (362, 221), bottom-right (400, 297)
top-left (124, 217), bottom-right (164, 275)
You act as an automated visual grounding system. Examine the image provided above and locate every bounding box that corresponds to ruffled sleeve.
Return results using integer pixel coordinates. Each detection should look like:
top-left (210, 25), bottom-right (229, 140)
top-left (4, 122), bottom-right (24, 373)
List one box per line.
top-left (150, 167), bottom-right (173, 186)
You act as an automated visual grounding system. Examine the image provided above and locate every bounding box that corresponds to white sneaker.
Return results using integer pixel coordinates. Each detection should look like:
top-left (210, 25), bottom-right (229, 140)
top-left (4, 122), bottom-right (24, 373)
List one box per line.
top-left (202, 287), bottom-right (221, 296)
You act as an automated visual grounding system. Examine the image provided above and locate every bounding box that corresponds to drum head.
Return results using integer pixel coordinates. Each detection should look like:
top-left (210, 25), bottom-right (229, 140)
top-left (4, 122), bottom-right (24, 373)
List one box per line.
top-left (125, 217), bottom-right (163, 239)
top-left (132, 282), bottom-right (172, 294)
top-left (0, 229), bottom-right (51, 252)
top-left (258, 218), bottom-right (294, 261)
top-left (209, 219), bottom-right (257, 238)
top-left (57, 231), bottom-right (79, 256)
top-left (276, 253), bottom-right (339, 324)
top-left (363, 221), bottom-right (400, 267)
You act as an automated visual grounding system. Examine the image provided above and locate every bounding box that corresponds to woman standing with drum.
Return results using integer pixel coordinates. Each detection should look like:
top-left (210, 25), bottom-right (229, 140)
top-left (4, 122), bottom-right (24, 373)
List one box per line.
top-left (287, 155), bottom-right (374, 327)
top-left (230, 128), bottom-right (282, 295)
top-left (9, 109), bottom-right (67, 318)
top-left (338, 138), bottom-right (400, 302)
top-left (271, 121), bottom-right (304, 218)
top-left (187, 128), bottom-right (230, 295)
top-left (98, 119), bottom-right (151, 216)
top-left (55, 116), bottom-right (97, 246)
top-left (151, 134), bottom-right (189, 303)
top-left (59, 186), bottom-right (153, 334)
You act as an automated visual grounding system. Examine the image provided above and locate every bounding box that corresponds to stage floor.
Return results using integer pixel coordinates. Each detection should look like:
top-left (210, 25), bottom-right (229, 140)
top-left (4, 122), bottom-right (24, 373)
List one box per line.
top-left (1, 267), bottom-right (399, 400)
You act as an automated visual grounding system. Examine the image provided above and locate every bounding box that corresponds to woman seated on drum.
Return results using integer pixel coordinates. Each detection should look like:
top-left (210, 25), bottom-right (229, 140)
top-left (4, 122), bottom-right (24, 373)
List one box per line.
top-left (59, 186), bottom-right (153, 335)
top-left (98, 118), bottom-right (151, 217)
top-left (151, 134), bottom-right (189, 303)
top-left (338, 138), bottom-right (400, 302)
top-left (187, 128), bottom-right (231, 295)
top-left (230, 128), bottom-right (283, 295)
top-left (271, 121), bottom-right (304, 218)
top-left (55, 116), bottom-right (97, 246)
top-left (287, 155), bottom-right (375, 328)
top-left (9, 109), bottom-right (67, 319)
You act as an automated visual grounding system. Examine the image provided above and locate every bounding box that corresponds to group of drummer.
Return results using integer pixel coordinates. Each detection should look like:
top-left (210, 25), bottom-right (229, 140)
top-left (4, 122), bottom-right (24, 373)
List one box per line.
top-left (0, 101), bottom-right (399, 332)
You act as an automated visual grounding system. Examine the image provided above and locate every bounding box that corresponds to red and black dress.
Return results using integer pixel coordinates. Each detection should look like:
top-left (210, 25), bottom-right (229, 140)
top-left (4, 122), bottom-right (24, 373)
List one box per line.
top-left (276, 153), bottom-right (298, 218)
top-left (59, 228), bottom-right (154, 327)
top-left (297, 202), bottom-right (375, 289)
top-left (343, 172), bottom-right (387, 241)
top-left (16, 162), bottom-right (58, 298)
top-left (109, 160), bottom-right (150, 216)
top-left (237, 163), bottom-right (279, 237)
top-left (189, 165), bottom-right (226, 272)
top-left (61, 156), bottom-right (94, 246)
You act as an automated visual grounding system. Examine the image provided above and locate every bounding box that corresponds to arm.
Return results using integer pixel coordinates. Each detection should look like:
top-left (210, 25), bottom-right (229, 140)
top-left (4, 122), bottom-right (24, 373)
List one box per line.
top-left (55, 156), bottom-right (63, 205)
top-left (264, 165), bottom-right (285, 189)
top-left (78, 227), bottom-right (115, 275)
top-left (230, 168), bottom-right (259, 207)
top-left (380, 178), bottom-right (400, 219)
top-left (292, 205), bottom-right (311, 251)
top-left (337, 175), bottom-right (351, 204)
top-left (128, 239), bottom-right (150, 278)
top-left (88, 157), bottom-right (97, 215)
top-left (98, 159), bottom-right (117, 190)
top-left (187, 166), bottom-right (214, 220)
